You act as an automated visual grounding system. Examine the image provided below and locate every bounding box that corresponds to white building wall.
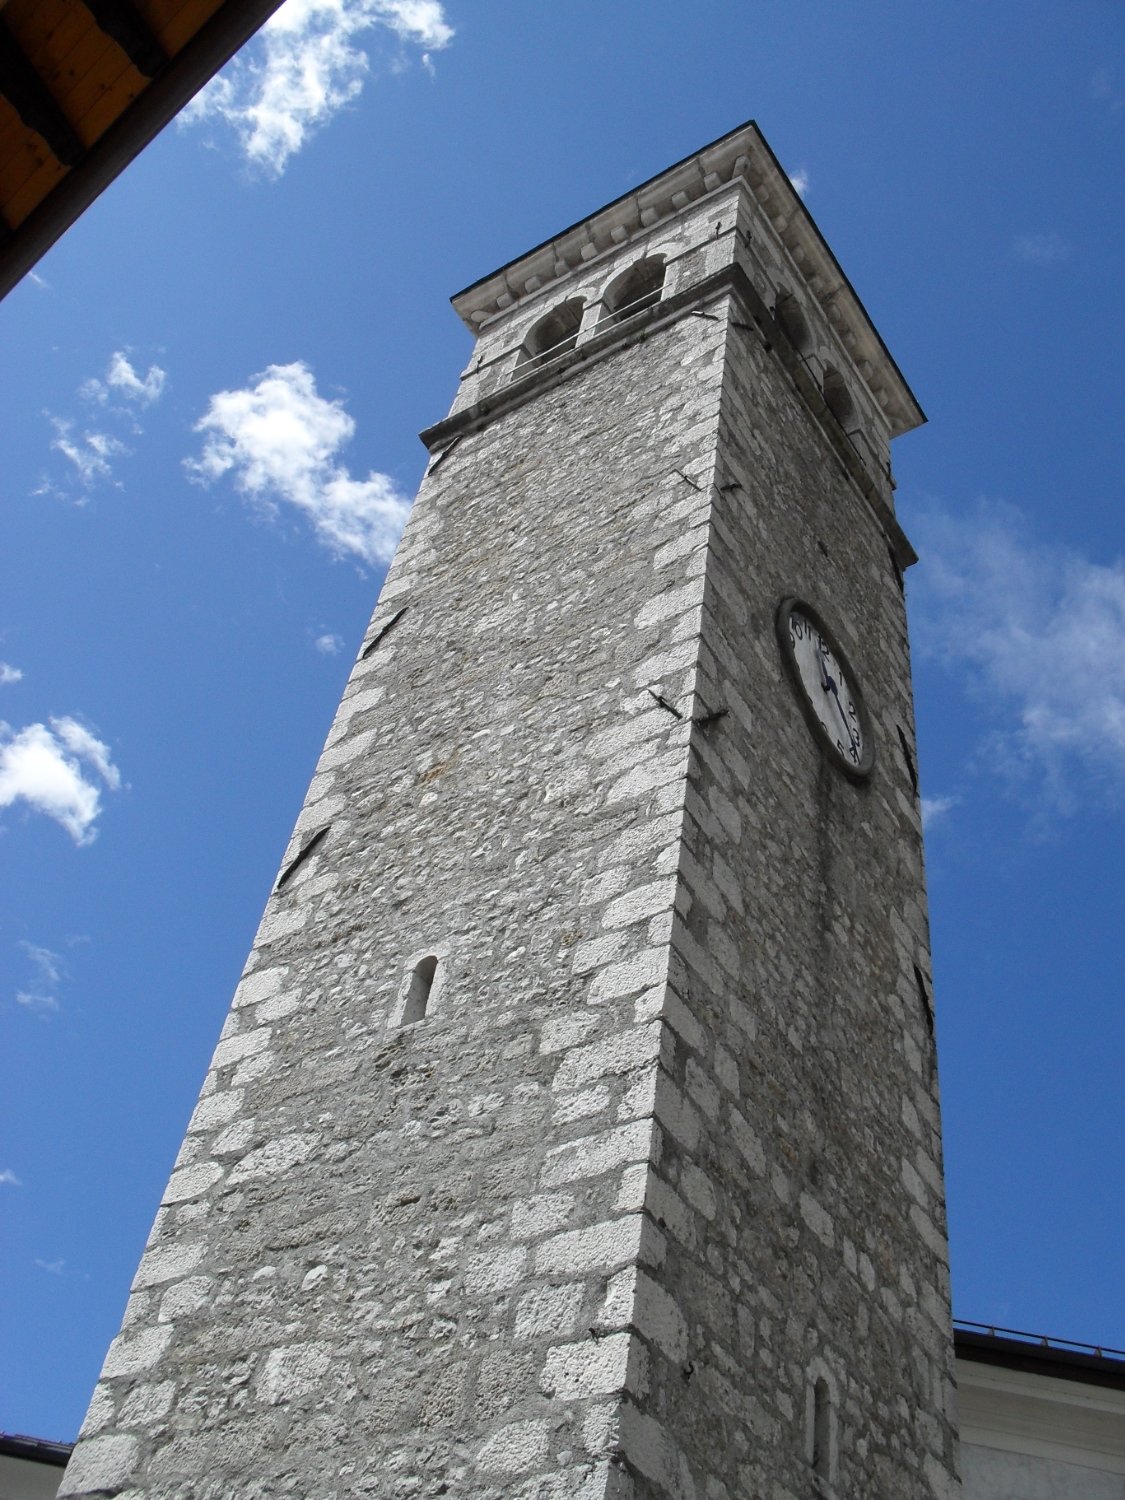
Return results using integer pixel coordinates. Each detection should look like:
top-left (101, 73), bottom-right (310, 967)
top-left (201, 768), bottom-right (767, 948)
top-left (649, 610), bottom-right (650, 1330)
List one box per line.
top-left (957, 1354), bottom-right (1125, 1500)
top-left (962, 1442), bottom-right (1125, 1500)
top-left (0, 1450), bottom-right (66, 1500)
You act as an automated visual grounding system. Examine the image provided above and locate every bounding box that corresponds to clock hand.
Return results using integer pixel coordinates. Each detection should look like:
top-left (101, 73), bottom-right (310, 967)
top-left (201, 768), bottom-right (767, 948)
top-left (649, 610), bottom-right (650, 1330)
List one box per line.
top-left (815, 640), bottom-right (861, 757)
top-left (824, 675), bottom-right (860, 754)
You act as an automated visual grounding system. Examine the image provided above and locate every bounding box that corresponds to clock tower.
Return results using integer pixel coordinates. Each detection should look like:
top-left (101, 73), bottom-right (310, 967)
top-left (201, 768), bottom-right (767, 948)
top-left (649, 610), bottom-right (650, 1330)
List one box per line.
top-left (61, 122), bottom-right (961, 1500)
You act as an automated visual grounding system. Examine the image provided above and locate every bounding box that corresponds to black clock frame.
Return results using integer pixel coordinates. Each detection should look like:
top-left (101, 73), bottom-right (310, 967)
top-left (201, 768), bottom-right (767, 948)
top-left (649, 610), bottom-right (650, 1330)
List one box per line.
top-left (775, 595), bottom-right (875, 781)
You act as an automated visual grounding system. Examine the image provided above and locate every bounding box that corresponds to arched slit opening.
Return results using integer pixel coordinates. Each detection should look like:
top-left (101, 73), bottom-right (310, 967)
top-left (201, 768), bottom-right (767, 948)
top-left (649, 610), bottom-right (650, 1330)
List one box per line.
top-left (402, 954), bottom-right (439, 1024)
top-left (600, 256), bottom-right (666, 326)
top-left (514, 299), bottom-right (584, 373)
top-left (775, 290), bottom-right (812, 354)
top-left (823, 366), bottom-right (856, 431)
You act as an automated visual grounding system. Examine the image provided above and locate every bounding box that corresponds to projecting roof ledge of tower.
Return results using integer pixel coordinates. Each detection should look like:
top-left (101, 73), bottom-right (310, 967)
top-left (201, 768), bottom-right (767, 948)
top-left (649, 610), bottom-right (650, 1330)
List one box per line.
top-left (451, 120), bottom-right (925, 440)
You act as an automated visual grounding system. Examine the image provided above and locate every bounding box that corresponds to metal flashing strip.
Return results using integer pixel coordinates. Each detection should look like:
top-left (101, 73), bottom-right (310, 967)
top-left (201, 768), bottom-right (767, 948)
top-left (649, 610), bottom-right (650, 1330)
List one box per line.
top-left (0, 1431), bottom-right (73, 1466)
top-left (955, 1323), bottom-right (1125, 1390)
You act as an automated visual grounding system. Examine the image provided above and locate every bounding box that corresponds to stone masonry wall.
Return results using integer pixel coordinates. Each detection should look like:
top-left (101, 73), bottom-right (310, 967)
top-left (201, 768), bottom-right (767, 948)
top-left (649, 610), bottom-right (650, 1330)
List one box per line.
top-left (60, 302), bottom-right (728, 1500)
top-left (60, 165), bottom-right (958, 1500)
top-left (611, 291), bottom-right (959, 1498)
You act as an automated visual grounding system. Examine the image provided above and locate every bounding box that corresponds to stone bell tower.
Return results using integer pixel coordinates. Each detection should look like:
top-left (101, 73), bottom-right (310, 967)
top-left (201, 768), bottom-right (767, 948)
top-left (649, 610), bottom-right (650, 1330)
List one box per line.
top-left (61, 121), bottom-right (960, 1499)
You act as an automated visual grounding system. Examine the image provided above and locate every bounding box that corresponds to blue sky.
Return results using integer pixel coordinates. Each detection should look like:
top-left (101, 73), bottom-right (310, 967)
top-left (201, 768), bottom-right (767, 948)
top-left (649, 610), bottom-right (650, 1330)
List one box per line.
top-left (2, 0), bottom-right (1122, 1443)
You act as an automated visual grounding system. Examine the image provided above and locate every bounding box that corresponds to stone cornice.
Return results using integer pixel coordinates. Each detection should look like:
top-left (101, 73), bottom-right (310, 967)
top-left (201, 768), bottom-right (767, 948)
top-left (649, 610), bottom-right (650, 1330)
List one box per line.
top-left (450, 120), bottom-right (924, 440)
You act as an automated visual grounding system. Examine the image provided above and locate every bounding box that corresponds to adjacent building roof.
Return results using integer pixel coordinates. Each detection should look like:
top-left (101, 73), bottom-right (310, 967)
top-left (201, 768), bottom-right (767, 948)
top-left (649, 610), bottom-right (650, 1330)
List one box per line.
top-left (0, 1431), bottom-right (72, 1466)
top-left (955, 1320), bottom-right (1125, 1389)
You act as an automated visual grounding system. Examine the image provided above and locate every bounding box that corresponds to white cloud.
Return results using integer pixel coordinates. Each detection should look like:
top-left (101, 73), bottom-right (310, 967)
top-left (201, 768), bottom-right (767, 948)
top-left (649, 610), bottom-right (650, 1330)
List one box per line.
top-left (788, 168), bottom-right (810, 199)
top-left (911, 500), bottom-right (1125, 807)
top-left (42, 350), bottom-right (165, 497)
top-left (81, 351), bottom-right (166, 407)
top-left (16, 990), bottom-right (60, 1014)
top-left (20, 942), bottom-right (63, 986)
top-left (0, 1169), bottom-right (21, 1187)
top-left (188, 361), bottom-right (410, 565)
top-left (0, 717), bottom-right (121, 844)
top-left (314, 632), bottom-right (344, 655)
top-left (1013, 232), bottom-right (1071, 267)
top-left (373, 1), bottom-right (452, 46)
top-left (34, 1258), bottom-right (66, 1275)
top-left (15, 942), bottom-right (70, 1017)
top-left (0, 663), bottom-right (22, 685)
top-left (921, 795), bottom-right (957, 829)
top-left (180, 0), bottom-right (453, 176)
top-left (50, 418), bottom-right (128, 488)
top-left (52, 717), bottom-right (122, 790)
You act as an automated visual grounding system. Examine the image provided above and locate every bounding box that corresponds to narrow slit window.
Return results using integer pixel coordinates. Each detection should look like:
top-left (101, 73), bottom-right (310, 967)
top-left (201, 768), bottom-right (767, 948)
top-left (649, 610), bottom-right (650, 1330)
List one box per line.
top-left (811, 1376), bottom-right (832, 1481)
top-left (402, 954), bottom-right (439, 1024)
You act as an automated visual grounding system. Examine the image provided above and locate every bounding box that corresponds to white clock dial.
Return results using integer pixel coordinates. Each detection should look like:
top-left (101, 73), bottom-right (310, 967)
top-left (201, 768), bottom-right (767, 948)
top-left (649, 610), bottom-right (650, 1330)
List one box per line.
top-left (776, 598), bottom-right (874, 778)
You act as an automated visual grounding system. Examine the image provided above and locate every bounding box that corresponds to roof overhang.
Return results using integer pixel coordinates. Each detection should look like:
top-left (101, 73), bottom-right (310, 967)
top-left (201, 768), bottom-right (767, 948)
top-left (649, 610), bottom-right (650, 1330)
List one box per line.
top-left (452, 119), bottom-right (925, 438)
top-left (0, 0), bottom-right (286, 301)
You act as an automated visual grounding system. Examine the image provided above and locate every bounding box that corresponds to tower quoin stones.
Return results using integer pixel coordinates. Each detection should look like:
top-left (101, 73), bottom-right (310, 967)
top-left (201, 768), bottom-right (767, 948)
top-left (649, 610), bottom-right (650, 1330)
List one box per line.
top-left (60, 121), bottom-right (961, 1500)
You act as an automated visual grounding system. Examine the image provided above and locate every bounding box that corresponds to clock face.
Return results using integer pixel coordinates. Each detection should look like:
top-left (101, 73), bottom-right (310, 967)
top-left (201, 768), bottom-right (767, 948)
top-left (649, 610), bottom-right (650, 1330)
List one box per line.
top-left (776, 598), bottom-right (874, 778)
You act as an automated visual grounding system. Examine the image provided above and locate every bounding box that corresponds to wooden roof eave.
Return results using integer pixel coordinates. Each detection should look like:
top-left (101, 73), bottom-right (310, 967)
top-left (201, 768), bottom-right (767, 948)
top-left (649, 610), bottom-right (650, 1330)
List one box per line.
top-left (0, 0), bottom-right (286, 301)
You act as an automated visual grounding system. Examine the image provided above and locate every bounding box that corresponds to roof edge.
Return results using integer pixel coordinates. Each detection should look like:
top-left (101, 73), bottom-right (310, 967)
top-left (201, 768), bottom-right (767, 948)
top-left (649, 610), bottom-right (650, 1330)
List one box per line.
top-left (0, 0), bottom-right (287, 302)
top-left (955, 1327), bottom-right (1125, 1391)
top-left (450, 119), bottom-right (924, 436)
top-left (0, 1431), bottom-right (74, 1466)
top-left (452, 117), bottom-right (764, 303)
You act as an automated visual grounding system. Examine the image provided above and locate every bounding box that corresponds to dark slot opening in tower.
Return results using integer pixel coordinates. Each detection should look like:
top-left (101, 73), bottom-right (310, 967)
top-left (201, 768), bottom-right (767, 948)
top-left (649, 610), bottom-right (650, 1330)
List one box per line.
top-left (775, 290), bottom-right (812, 354)
top-left (811, 1376), bottom-right (831, 1479)
top-left (403, 954), bottom-right (439, 1024)
top-left (823, 366), bottom-right (855, 431)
